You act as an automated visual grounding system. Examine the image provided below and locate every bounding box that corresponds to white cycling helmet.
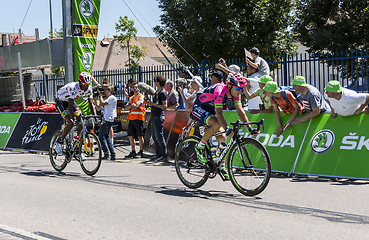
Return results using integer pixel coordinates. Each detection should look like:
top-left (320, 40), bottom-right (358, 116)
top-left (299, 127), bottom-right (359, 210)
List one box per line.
top-left (79, 72), bottom-right (92, 85)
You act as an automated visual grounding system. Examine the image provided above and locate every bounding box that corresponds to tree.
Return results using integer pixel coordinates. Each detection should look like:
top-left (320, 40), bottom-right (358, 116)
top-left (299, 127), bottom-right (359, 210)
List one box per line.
top-left (154, 0), bottom-right (297, 64)
top-left (294, 0), bottom-right (369, 52)
top-left (114, 16), bottom-right (145, 71)
top-left (294, 1), bottom-right (369, 80)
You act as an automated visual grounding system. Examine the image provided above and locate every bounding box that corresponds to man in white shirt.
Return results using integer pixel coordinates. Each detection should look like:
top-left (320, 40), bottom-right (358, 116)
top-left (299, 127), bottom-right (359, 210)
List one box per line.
top-left (324, 80), bottom-right (369, 118)
top-left (96, 84), bottom-right (117, 160)
top-left (245, 64), bottom-right (262, 110)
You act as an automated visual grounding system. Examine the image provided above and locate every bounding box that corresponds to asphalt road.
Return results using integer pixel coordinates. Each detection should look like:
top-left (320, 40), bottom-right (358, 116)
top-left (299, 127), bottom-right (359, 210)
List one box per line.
top-left (0, 149), bottom-right (369, 240)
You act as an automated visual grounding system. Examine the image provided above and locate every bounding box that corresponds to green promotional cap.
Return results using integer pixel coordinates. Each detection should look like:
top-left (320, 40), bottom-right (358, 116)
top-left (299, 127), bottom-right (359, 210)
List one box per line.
top-left (258, 75), bottom-right (273, 84)
top-left (291, 76), bottom-right (307, 86)
top-left (324, 80), bottom-right (342, 93)
top-left (263, 81), bottom-right (280, 93)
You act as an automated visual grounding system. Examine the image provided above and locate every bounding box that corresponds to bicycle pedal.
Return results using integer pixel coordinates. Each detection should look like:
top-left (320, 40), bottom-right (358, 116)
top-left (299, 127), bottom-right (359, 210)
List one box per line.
top-left (218, 171), bottom-right (231, 181)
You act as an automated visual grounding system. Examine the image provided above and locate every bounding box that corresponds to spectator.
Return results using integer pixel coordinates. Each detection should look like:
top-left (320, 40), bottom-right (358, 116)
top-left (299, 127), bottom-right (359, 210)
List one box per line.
top-left (175, 78), bottom-right (188, 110)
top-left (178, 76), bottom-right (204, 109)
top-left (243, 75), bottom-right (273, 114)
top-left (324, 80), bottom-right (369, 118)
top-left (290, 76), bottom-right (331, 126)
top-left (263, 81), bottom-right (304, 136)
top-left (145, 75), bottom-right (168, 162)
top-left (124, 82), bottom-right (145, 158)
top-left (124, 78), bottom-right (135, 99)
top-left (91, 76), bottom-right (115, 144)
top-left (245, 64), bottom-right (262, 110)
top-left (95, 84), bottom-right (117, 160)
top-left (165, 80), bottom-right (180, 110)
top-left (210, 70), bottom-right (223, 84)
top-left (215, 59), bottom-right (262, 110)
top-left (245, 47), bottom-right (270, 76)
top-left (229, 64), bottom-right (241, 73)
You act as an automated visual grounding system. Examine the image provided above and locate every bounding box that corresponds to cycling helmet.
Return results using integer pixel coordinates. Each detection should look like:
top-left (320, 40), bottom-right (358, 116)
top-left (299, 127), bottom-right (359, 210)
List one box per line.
top-left (79, 72), bottom-right (92, 85)
top-left (226, 73), bottom-right (247, 88)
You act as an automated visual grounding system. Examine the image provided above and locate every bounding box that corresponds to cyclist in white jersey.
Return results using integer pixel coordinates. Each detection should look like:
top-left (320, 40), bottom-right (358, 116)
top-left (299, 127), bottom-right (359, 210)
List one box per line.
top-left (54, 72), bottom-right (97, 155)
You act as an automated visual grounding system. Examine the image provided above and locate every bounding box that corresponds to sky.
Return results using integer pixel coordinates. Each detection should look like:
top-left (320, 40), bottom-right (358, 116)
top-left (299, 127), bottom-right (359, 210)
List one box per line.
top-left (1, 0), bottom-right (162, 40)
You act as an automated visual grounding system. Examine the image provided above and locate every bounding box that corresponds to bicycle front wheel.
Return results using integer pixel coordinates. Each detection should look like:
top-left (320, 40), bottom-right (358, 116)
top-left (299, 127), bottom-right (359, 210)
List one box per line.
top-left (175, 136), bottom-right (210, 189)
top-left (49, 131), bottom-right (68, 172)
top-left (78, 132), bottom-right (102, 176)
top-left (227, 138), bottom-right (271, 196)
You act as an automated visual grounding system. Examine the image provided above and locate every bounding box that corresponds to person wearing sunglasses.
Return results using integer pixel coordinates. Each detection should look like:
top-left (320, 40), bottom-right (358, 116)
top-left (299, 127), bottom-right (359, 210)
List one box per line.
top-left (54, 72), bottom-right (97, 155)
top-left (190, 72), bottom-right (259, 180)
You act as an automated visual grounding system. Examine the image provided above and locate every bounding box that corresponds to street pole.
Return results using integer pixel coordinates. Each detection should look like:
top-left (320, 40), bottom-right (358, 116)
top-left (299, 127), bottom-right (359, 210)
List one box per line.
top-left (18, 52), bottom-right (26, 111)
top-left (62, 0), bottom-right (74, 84)
top-left (49, 0), bottom-right (53, 38)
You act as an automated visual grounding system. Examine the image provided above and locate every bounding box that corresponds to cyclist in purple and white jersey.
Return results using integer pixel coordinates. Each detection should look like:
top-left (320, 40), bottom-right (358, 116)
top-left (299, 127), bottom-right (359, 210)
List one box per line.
top-left (54, 72), bottom-right (97, 155)
top-left (191, 72), bottom-right (258, 179)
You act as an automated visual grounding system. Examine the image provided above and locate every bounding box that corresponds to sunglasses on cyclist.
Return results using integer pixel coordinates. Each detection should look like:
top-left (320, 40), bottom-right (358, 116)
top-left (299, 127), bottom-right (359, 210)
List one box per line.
top-left (234, 86), bottom-right (242, 91)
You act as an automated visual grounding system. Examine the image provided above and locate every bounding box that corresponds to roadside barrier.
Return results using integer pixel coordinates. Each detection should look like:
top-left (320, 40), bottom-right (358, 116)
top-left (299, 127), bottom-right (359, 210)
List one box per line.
top-left (1, 110), bottom-right (368, 180)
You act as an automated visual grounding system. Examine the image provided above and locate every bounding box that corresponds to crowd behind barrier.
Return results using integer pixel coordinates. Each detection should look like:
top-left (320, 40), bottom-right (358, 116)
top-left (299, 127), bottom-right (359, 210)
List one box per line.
top-left (1, 109), bottom-right (369, 179)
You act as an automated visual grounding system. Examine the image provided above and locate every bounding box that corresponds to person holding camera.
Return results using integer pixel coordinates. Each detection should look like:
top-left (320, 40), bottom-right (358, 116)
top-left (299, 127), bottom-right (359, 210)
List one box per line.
top-left (124, 82), bottom-right (145, 158)
top-left (175, 78), bottom-right (188, 110)
top-left (124, 78), bottom-right (135, 100)
top-left (95, 84), bottom-right (117, 160)
top-left (178, 76), bottom-right (204, 109)
top-left (93, 78), bottom-right (115, 144)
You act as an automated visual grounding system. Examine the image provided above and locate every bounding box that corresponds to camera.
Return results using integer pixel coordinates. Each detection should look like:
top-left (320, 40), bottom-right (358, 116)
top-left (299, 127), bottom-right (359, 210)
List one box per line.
top-left (93, 85), bottom-right (105, 98)
top-left (175, 78), bottom-right (187, 92)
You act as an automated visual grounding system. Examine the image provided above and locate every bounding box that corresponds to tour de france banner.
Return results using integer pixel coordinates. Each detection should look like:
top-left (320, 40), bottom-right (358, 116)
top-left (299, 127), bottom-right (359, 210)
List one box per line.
top-left (72, 0), bottom-right (101, 114)
top-left (293, 113), bottom-right (369, 179)
top-left (0, 113), bottom-right (21, 149)
top-left (5, 113), bottom-right (63, 152)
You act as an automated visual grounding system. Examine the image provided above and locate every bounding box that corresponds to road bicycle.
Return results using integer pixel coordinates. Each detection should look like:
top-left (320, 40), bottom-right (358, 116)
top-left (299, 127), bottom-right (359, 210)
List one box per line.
top-left (175, 119), bottom-right (271, 196)
top-left (49, 115), bottom-right (102, 176)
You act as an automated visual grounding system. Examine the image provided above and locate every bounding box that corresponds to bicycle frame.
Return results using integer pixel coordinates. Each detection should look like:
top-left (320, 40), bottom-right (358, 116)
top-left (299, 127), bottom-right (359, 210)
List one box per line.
top-left (210, 119), bottom-right (264, 169)
top-left (64, 116), bottom-right (96, 158)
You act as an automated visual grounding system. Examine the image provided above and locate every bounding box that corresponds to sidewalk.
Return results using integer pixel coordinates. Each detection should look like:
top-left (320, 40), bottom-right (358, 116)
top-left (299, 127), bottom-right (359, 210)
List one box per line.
top-left (112, 133), bottom-right (173, 165)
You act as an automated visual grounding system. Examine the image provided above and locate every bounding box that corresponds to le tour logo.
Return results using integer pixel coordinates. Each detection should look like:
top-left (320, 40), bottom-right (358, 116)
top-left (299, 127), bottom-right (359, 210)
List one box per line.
top-left (21, 118), bottom-right (48, 145)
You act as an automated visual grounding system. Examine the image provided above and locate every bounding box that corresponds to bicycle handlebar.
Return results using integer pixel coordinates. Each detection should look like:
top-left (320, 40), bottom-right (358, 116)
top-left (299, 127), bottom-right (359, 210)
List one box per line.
top-left (230, 119), bottom-right (265, 133)
top-left (213, 119), bottom-right (265, 136)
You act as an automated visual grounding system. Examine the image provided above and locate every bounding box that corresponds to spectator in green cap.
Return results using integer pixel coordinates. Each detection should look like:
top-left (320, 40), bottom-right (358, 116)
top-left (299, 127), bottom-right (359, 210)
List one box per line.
top-left (264, 81), bottom-right (304, 136)
top-left (291, 75), bottom-right (331, 125)
top-left (243, 75), bottom-right (273, 114)
top-left (324, 80), bottom-right (369, 117)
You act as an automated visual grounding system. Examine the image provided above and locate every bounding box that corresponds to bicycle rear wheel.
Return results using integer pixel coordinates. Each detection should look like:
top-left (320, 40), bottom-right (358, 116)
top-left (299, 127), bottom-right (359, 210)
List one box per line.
top-left (78, 132), bottom-right (102, 176)
top-left (175, 136), bottom-right (210, 189)
top-left (49, 131), bottom-right (68, 172)
top-left (227, 138), bottom-right (271, 196)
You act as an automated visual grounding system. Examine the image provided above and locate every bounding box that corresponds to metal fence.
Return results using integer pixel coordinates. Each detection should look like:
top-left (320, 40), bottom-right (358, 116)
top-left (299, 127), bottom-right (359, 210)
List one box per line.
top-left (31, 48), bottom-right (369, 101)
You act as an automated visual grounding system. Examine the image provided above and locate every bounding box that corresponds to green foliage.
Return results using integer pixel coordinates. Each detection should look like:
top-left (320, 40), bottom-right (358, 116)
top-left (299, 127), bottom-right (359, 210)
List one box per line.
top-left (294, 1), bottom-right (369, 80)
top-left (294, 0), bottom-right (369, 52)
top-left (50, 66), bottom-right (65, 77)
top-left (114, 16), bottom-right (146, 71)
top-left (154, 0), bottom-right (297, 64)
top-left (49, 27), bottom-right (63, 38)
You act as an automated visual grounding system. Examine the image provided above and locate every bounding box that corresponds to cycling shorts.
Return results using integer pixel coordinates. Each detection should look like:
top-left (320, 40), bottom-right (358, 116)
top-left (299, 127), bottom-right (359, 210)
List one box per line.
top-left (190, 98), bottom-right (216, 126)
top-left (55, 98), bottom-right (80, 119)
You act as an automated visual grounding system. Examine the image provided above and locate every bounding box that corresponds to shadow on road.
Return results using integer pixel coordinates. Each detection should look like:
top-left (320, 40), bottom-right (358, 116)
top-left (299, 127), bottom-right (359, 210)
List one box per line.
top-left (2, 162), bottom-right (369, 226)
